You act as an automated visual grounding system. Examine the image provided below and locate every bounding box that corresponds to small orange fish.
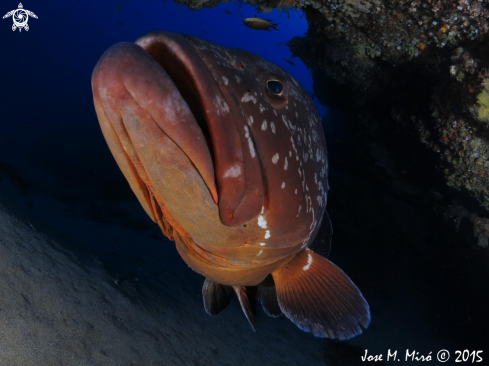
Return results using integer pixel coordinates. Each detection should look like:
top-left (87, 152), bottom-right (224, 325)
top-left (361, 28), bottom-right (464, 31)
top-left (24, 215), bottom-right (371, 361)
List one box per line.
top-left (91, 32), bottom-right (370, 339)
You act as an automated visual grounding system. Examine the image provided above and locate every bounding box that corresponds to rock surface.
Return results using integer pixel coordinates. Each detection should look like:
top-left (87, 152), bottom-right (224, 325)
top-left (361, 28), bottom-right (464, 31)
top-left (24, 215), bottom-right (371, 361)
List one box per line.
top-left (288, 0), bottom-right (489, 245)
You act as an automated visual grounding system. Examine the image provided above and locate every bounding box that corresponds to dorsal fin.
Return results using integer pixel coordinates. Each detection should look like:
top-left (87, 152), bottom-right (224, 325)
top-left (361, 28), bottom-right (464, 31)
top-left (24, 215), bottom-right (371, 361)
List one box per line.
top-left (272, 249), bottom-right (370, 340)
top-left (202, 278), bottom-right (233, 315)
top-left (233, 286), bottom-right (257, 331)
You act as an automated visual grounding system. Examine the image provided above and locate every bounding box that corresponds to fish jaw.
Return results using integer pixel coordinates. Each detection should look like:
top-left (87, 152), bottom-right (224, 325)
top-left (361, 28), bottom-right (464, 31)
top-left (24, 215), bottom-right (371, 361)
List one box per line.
top-left (92, 41), bottom-right (217, 209)
top-left (135, 32), bottom-right (265, 227)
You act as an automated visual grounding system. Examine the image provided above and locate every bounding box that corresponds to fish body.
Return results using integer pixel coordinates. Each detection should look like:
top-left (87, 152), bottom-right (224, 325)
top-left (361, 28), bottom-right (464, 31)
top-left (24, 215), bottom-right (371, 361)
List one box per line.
top-left (243, 17), bottom-right (278, 31)
top-left (92, 31), bottom-right (370, 339)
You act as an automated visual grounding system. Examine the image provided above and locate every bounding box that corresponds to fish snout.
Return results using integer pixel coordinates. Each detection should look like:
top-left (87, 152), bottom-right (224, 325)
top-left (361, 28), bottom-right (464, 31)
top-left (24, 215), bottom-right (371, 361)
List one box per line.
top-left (135, 32), bottom-right (265, 227)
top-left (92, 41), bottom-right (219, 221)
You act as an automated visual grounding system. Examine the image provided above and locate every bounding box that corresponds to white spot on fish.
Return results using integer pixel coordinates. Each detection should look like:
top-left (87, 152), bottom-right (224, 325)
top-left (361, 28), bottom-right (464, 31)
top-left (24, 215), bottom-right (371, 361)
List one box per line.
top-left (290, 136), bottom-right (297, 153)
top-left (272, 153), bottom-right (279, 164)
top-left (273, 109), bottom-right (277, 116)
top-left (295, 189), bottom-right (298, 194)
top-left (265, 230), bottom-right (270, 239)
top-left (309, 209), bottom-right (315, 228)
top-left (247, 115), bottom-right (254, 126)
top-left (284, 157), bottom-right (288, 170)
top-left (296, 205), bottom-right (302, 217)
top-left (270, 122), bottom-right (276, 134)
top-left (241, 92), bottom-right (257, 104)
top-left (258, 215), bottom-right (267, 229)
top-left (303, 252), bottom-right (313, 271)
top-left (259, 104), bottom-right (265, 113)
top-left (223, 165), bottom-right (241, 178)
top-left (257, 250), bottom-right (263, 256)
top-left (235, 75), bottom-right (242, 83)
top-left (244, 126), bottom-right (256, 158)
top-left (261, 206), bottom-right (265, 214)
top-left (281, 182), bottom-right (286, 189)
top-left (214, 96), bottom-right (230, 114)
top-left (222, 76), bottom-right (228, 85)
top-left (260, 243), bottom-right (266, 246)
top-left (261, 120), bottom-right (267, 131)
top-left (282, 114), bottom-right (290, 130)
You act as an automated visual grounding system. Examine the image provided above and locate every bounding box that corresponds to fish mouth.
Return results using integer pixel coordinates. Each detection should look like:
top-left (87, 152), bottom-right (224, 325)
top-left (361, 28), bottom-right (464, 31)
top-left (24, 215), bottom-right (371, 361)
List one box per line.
top-left (92, 32), bottom-right (264, 227)
top-left (135, 33), bottom-right (217, 190)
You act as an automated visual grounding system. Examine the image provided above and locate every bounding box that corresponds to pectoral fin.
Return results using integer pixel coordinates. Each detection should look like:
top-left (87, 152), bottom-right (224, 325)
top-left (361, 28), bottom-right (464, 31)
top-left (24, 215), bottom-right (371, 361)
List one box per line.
top-left (272, 249), bottom-right (370, 340)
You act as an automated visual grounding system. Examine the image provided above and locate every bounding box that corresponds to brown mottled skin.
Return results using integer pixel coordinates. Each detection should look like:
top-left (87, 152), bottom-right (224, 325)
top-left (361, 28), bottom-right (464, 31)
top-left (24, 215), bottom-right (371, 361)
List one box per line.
top-left (92, 32), bottom-right (369, 339)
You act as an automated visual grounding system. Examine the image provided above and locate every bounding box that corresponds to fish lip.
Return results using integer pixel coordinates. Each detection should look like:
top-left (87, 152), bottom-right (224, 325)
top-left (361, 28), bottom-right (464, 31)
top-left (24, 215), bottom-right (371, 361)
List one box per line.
top-left (135, 33), bottom-right (213, 136)
top-left (136, 32), bottom-right (265, 227)
top-left (135, 32), bottom-right (221, 204)
top-left (92, 39), bottom-right (220, 226)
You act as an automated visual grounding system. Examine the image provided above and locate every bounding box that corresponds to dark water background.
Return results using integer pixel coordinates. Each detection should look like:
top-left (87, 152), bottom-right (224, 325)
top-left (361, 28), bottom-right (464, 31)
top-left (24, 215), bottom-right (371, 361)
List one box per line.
top-left (0, 0), bottom-right (488, 365)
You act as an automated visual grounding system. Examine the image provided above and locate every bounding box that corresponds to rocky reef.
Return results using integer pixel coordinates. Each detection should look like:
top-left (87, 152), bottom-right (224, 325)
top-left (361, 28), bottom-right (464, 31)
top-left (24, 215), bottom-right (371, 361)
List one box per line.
top-left (287, 0), bottom-right (489, 247)
top-left (285, 0), bottom-right (489, 247)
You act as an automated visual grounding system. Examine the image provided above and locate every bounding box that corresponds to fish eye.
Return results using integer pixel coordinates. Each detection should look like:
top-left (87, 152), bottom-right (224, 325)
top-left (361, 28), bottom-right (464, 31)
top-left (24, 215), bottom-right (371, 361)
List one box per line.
top-left (261, 73), bottom-right (289, 108)
top-left (267, 80), bottom-right (283, 95)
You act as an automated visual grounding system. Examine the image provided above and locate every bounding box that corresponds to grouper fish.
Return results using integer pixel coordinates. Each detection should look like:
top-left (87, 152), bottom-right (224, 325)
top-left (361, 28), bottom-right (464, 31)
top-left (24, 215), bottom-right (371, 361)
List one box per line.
top-left (91, 31), bottom-right (370, 339)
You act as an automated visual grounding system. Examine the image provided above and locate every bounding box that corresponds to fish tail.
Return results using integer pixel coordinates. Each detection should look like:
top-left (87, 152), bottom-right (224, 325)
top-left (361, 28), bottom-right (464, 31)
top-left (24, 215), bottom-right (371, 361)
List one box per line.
top-left (271, 23), bottom-right (279, 31)
top-left (272, 249), bottom-right (370, 339)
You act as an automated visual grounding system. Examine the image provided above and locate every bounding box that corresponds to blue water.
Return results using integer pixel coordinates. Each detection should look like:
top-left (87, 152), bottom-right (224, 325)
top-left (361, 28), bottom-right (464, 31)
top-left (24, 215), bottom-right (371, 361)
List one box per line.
top-left (1, 0), bottom-right (326, 126)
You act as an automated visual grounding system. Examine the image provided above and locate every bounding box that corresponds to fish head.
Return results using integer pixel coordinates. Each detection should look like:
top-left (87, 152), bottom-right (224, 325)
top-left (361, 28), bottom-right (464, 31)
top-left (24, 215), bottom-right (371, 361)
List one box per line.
top-left (92, 32), bottom-right (329, 283)
top-left (243, 18), bottom-right (253, 25)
